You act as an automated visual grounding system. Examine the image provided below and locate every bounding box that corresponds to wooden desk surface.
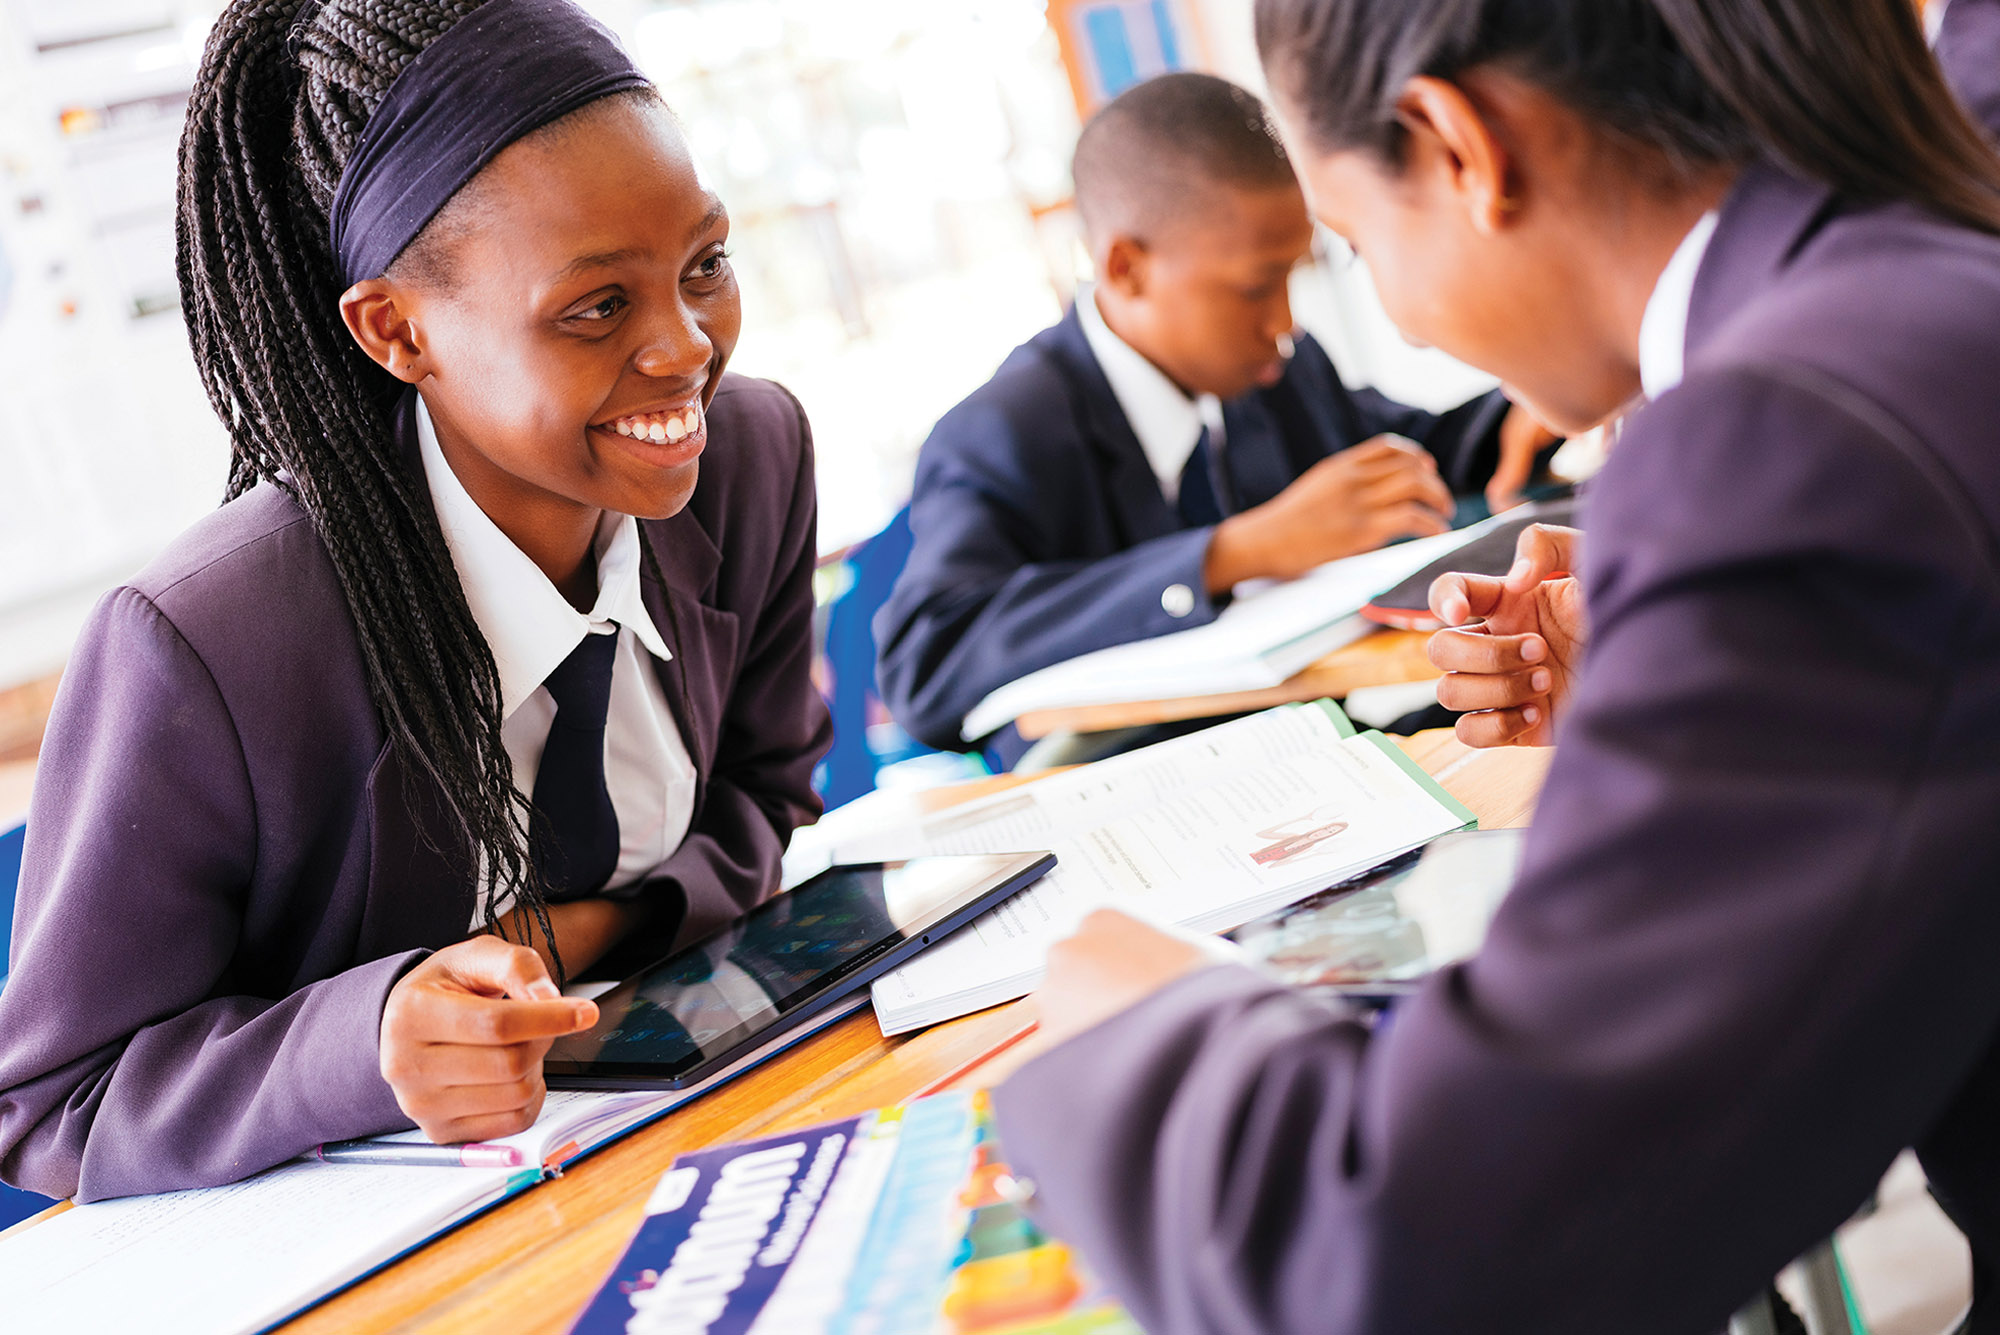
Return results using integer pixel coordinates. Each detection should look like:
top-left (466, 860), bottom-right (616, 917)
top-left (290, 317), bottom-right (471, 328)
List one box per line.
top-left (1012, 627), bottom-right (1440, 741)
top-left (265, 731), bottom-right (1551, 1335)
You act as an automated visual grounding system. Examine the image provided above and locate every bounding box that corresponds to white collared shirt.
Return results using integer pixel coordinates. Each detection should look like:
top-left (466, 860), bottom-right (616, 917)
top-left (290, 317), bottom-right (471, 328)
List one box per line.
top-left (1637, 209), bottom-right (1721, 402)
top-left (415, 397), bottom-right (697, 922)
top-left (1077, 287), bottom-right (1226, 504)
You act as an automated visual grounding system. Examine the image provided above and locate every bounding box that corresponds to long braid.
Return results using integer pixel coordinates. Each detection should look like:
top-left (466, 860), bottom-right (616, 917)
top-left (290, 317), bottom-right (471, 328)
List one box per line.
top-left (177, 0), bottom-right (561, 971)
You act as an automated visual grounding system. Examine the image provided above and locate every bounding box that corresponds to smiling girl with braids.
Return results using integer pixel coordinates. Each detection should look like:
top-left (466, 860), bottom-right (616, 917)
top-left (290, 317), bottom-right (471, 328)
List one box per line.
top-left (0, 0), bottom-right (830, 1202)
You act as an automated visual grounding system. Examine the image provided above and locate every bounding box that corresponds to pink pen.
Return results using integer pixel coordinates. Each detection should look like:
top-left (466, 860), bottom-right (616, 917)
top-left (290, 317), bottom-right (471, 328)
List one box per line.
top-left (312, 1138), bottom-right (525, 1168)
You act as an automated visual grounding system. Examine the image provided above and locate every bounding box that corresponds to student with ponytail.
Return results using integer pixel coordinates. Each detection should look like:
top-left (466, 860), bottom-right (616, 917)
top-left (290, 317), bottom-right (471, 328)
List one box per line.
top-left (0, 0), bottom-right (828, 1202)
top-left (989, 1), bottom-right (2000, 1330)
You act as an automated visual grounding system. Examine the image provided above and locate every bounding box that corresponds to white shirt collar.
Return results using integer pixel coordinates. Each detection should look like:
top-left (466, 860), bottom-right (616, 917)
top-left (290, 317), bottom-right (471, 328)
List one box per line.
top-left (1076, 287), bottom-right (1223, 502)
top-left (1929, 0), bottom-right (1951, 43)
top-left (1637, 209), bottom-right (1721, 402)
top-left (414, 394), bottom-right (673, 720)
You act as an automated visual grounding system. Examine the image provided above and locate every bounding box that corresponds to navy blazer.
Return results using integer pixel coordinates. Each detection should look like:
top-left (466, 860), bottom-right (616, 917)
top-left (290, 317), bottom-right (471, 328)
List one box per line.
top-left (992, 164), bottom-right (2000, 1334)
top-left (0, 375), bottom-right (830, 1202)
top-left (874, 308), bottom-right (1506, 761)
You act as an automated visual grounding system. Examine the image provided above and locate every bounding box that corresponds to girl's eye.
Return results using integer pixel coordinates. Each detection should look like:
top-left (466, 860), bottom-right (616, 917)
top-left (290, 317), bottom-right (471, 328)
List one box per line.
top-left (694, 249), bottom-right (732, 282)
top-left (574, 294), bottom-right (626, 321)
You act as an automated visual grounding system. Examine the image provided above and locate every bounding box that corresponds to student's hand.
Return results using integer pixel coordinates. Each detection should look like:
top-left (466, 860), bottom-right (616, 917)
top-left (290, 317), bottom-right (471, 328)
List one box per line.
top-left (1204, 436), bottom-right (1454, 591)
top-left (1486, 403), bottom-right (1561, 512)
top-left (1028, 909), bottom-right (1236, 1049)
top-left (1427, 523), bottom-right (1588, 748)
top-left (379, 937), bottom-right (599, 1145)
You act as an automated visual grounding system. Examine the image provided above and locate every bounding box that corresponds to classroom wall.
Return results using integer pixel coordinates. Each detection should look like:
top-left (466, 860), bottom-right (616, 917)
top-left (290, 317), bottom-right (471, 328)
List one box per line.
top-left (0, 0), bottom-right (1496, 696)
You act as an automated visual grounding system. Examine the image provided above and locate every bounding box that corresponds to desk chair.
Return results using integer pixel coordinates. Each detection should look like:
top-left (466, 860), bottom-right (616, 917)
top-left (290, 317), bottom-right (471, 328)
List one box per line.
top-left (0, 820), bottom-right (56, 1229)
top-left (816, 507), bottom-right (985, 809)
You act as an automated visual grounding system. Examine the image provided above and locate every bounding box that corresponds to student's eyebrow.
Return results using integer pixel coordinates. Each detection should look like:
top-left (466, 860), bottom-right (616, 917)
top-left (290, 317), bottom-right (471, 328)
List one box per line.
top-left (548, 206), bottom-right (728, 285)
top-left (551, 249), bottom-right (644, 284)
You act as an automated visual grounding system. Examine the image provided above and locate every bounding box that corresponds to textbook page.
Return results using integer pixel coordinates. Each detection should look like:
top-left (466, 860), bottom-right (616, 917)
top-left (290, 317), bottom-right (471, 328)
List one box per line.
top-left (836, 701), bottom-right (1356, 866)
top-left (870, 728), bottom-right (1474, 1034)
top-left (960, 524), bottom-right (1491, 739)
top-left (0, 1157), bottom-right (530, 1335)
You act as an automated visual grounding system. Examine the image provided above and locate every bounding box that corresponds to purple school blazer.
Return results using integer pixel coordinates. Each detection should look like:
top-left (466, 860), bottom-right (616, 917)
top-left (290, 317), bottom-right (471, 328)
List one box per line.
top-left (0, 374), bottom-right (830, 1203)
top-left (993, 164), bottom-right (2000, 1332)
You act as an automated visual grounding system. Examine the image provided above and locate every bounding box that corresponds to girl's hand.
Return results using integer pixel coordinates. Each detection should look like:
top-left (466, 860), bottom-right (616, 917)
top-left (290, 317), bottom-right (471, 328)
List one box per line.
top-left (379, 937), bottom-right (598, 1145)
top-left (1028, 910), bottom-right (1235, 1049)
top-left (1426, 524), bottom-right (1589, 748)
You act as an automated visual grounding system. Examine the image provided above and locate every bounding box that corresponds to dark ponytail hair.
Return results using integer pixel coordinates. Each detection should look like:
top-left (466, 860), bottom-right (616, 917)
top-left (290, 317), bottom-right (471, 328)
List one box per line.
top-left (178, 0), bottom-right (563, 962)
top-left (1255, 0), bottom-right (2000, 234)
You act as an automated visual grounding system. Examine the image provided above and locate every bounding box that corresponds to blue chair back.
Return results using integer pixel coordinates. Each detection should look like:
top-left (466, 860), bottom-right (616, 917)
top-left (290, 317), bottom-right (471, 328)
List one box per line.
top-left (0, 821), bottom-right (54, 1227)
top-left (816, 507), bottom-right (936, 809)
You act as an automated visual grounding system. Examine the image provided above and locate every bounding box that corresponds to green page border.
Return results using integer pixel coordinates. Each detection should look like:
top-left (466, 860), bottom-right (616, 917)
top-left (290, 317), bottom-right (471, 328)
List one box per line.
top-left (1298, 697), bottom-right (1357, 738)
top-left (1358, 730), bottom-right (1478, 829)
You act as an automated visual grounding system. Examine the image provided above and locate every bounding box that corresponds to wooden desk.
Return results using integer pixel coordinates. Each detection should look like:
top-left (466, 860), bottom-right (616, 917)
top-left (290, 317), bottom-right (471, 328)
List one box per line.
top-left (253, 732), bottom-right (1546, 1335)
top-left (1013, 627), bottom-right (1440, 741)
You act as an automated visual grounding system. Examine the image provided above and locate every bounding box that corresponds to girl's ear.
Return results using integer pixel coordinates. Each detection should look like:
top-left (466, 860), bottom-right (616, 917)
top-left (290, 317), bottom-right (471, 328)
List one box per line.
top-left (1395, 75), bottom-right (1519, 238)
top-left (339, 279), bottom-right (430, 384)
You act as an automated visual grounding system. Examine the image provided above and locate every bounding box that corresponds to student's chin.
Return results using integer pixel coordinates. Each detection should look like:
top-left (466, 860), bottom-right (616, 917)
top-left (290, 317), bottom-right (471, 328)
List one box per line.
top-left (625, 462), bottom-right (701, 521)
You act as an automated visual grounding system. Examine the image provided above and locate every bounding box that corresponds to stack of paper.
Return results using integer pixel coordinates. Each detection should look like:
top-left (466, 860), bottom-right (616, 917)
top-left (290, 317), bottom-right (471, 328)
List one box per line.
top-left (960, 519), bottom-right (1511, 739)
top-left (833, 701), bottom-right (1476, 1034)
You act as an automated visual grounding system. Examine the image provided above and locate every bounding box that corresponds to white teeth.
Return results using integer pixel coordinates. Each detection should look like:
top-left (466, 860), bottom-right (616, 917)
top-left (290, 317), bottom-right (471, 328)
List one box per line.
top-left (606, 405), bottom-right (701, 443)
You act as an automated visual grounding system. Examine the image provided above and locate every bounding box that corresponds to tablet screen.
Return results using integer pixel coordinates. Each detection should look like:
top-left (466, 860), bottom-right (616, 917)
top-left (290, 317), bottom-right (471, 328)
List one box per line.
top-left (1230, 829), bottom-right (1524, 996)
top-left (545, 852), bottom-right (1051, 1085)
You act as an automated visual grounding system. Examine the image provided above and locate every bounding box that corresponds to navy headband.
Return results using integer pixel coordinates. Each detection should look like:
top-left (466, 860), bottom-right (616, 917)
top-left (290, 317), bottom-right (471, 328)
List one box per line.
top-left (327, 0), bottom-right (652, 286)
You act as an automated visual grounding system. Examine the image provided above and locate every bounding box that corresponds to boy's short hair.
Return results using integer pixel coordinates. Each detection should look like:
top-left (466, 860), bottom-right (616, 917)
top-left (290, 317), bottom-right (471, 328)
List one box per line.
top-left (1072, 72), bottom-right (1299, 241)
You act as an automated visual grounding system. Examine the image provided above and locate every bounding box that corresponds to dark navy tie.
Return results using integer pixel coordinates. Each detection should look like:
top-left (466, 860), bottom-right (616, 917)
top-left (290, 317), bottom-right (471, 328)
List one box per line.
top-left (1178, 425), bottom-right (1225, 527)
top-left (530, 630), bottom-right (621, 899)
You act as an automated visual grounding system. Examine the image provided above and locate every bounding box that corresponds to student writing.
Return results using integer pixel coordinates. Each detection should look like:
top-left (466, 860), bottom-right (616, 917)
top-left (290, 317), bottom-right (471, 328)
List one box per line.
top-left (0, 0), bottom-right (829, 1203)
top-left (989, 1), bottom-right (2000, 1330)
top-left (873, 73), bottom-right (1552, 766)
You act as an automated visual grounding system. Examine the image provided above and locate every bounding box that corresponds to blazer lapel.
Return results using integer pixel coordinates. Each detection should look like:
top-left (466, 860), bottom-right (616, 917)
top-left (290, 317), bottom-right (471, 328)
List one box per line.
top-left (1687, 161), bottom-right (1842, 358)
top-left (1219, 394), bottom-right (1294, 513)
top-left (1042, 308), bottom-right (1184, 545)
top-left (638, 508), bottom-right (738, 801)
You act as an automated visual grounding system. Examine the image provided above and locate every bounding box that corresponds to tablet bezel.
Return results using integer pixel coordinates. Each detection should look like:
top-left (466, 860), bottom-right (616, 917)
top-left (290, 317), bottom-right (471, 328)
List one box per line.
top-left (544, 850), bottom-right (1057, 1090)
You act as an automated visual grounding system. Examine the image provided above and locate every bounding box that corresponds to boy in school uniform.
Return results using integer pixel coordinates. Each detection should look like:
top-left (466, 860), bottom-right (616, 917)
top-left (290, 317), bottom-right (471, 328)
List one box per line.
top-left (874, 72), bottom-right (1552, 766)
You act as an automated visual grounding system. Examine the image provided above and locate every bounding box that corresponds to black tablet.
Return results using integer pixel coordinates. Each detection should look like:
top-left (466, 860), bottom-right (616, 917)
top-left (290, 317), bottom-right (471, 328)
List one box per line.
top-left (1360, 498), bottom-right (1577, 630)
top-left (545, 851), bottom-right (1057, 1089)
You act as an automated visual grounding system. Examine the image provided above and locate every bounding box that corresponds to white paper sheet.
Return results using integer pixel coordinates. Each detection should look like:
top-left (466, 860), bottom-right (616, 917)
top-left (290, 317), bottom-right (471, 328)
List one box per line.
top-left (959, 523), bottom-right (1502, 739)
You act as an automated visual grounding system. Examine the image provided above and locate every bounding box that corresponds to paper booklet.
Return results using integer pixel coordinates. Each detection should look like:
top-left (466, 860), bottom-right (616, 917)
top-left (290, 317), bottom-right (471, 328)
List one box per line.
top-left (834, 700), bottom-right (1476, 1035)
top-left (568, 1090), bottom-right (1138, 1335)
top-left (959, 515), bottom-right (1520, 740)
top-left (0, 996), bottom-right (866, 1335)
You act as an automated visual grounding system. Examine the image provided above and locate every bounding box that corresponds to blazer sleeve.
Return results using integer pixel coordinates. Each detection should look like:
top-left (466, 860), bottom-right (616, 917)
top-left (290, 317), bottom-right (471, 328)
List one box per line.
top-left (1940, 0), bottom-right (2000, 137)
top-left (991, 365), bottom-right (2000, 1334)
top-left (0, 588), bottom-right (420, 1202)
top-left (631, 390), bottom-right (832, 949)
top-left (875, 401), bottom-right (1220, 751)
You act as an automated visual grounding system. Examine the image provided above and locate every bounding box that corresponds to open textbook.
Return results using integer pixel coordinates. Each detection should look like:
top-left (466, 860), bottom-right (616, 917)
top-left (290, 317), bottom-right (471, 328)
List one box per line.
top-left (959, 516), bottom-right (1521, 740)
top-left (0, 998), bottom-right (865, 1335)
top-left (833, 701), bottom-right (1476, 1035)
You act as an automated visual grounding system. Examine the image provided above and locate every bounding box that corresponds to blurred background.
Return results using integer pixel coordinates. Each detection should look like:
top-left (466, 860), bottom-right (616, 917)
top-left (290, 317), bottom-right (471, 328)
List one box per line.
top-left (0, 0), bottom-right (1497, 758)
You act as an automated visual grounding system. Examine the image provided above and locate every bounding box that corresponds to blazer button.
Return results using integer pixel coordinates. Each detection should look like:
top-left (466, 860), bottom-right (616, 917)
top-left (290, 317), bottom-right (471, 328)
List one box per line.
top-left (1161, 583), bottom-right (1196, 618)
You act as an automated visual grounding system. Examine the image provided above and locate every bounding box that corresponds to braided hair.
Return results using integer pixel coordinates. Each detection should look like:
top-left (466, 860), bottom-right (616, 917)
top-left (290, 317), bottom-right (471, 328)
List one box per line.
top-left (178, 0), bottom-right (572, 965)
